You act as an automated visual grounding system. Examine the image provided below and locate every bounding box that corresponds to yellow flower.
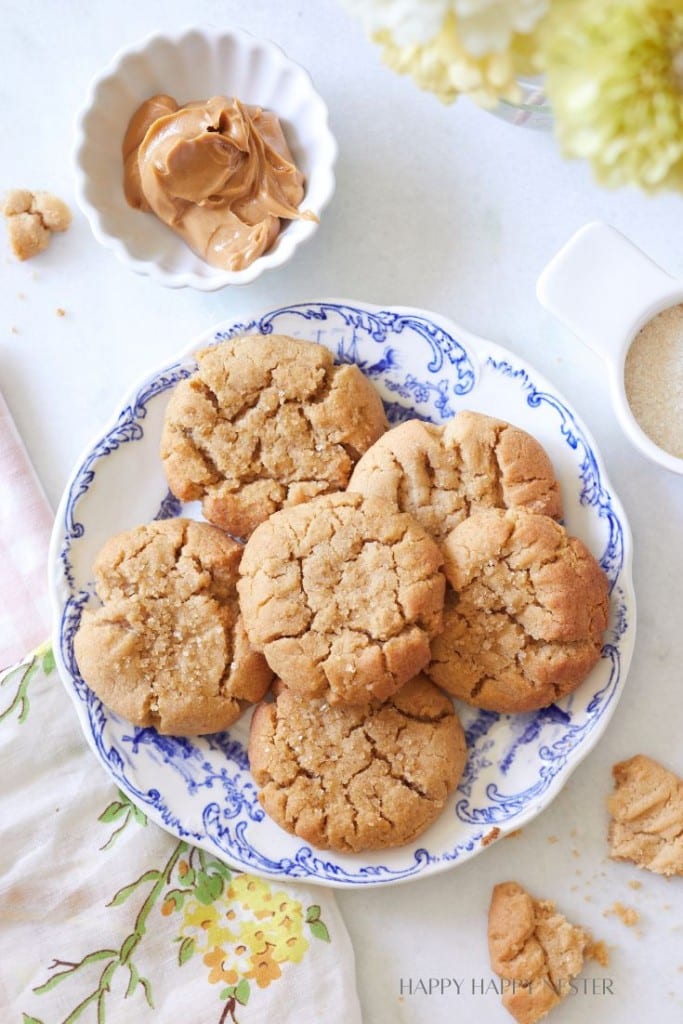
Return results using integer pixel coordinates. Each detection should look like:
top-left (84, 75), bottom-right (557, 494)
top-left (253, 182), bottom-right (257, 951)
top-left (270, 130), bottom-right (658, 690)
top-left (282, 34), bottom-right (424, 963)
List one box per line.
top-left (203, 946), bottom-right (240, 986)
top-left (180, 899), bottom-right (236, 952)
top-left (176, 872), bottom-right (310, 993)
top-left (227, 875), bottom-right (277, 916)
top-left (236, 906), bottom-right (308, 965)
top-left (246, 945), bottom-right (283, 989)
top-left (542, 0), bottom-right (683, 191)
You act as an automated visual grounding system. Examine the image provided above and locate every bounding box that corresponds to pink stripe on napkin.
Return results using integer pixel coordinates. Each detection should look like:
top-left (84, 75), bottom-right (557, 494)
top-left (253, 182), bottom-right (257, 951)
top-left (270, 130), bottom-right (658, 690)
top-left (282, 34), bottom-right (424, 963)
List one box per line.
top-left (0, 391), bottom-right (53, 667)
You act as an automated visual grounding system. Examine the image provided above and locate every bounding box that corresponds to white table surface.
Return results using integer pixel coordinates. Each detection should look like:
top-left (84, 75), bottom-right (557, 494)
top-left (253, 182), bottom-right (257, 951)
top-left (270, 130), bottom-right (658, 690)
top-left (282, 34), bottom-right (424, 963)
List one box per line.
top-left (2, 2), bottom-right (682, 1022)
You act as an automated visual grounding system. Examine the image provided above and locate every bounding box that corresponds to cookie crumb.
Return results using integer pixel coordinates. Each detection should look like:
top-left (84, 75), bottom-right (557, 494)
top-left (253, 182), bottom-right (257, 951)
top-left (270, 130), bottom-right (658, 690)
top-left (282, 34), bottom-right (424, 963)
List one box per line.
top-left (482, 827), bottom-right (501, 847)
top-left (10, 325), bottom-right (19, 335)
top-left (587, 939), bottom-right (610, 967)
top-left (3, 188), bottom-right (71, 261)
top-left (628, 880), bottom-right (642, 890)
top-left (56, 307), bottom-right (66, 317)
top-left (504, 829), bottom-right (523, 840)
top-left (547, 835), bottom-right (558, 844)
top-left (604, 902), bottom-right (639, 927)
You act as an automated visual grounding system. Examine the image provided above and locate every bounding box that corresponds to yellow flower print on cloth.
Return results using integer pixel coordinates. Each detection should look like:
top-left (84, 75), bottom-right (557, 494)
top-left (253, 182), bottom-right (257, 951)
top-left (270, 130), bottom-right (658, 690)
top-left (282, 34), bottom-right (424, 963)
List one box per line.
top-left (174, 867), bottom-right (329, 1011)
top-left (6, 648), bottom-right (336, 1024)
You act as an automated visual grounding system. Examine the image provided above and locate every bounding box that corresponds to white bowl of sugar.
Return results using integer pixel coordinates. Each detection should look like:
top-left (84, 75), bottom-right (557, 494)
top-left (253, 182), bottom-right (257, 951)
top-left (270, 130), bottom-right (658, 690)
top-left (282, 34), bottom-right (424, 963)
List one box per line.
top-left (537, 222), bottom-right (683, 475)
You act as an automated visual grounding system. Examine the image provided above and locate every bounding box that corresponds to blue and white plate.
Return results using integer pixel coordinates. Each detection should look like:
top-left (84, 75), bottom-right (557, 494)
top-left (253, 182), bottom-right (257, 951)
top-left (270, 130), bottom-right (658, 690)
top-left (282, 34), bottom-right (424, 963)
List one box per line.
top-left (49, 300), bottom-right (635, 888)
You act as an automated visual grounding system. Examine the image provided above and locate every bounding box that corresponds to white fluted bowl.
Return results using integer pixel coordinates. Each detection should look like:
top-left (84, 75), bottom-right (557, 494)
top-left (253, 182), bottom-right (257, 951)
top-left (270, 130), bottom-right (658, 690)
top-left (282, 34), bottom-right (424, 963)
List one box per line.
top-left (73, 26), bottom-right (337, 289)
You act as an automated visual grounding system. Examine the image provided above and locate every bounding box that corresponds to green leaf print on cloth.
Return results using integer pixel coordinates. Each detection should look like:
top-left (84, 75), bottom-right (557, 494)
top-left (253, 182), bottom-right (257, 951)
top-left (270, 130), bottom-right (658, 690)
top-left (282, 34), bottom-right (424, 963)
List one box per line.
top-left (0, 641), bottom-right (53, 724)
top-left (4, 647), bottom-right (336, 1024)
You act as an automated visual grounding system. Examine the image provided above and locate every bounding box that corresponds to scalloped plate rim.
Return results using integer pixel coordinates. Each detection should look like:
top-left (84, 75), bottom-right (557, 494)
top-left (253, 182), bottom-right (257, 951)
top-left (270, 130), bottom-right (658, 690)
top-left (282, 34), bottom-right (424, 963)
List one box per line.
top-left (48, 297), bottom-right (636, 888)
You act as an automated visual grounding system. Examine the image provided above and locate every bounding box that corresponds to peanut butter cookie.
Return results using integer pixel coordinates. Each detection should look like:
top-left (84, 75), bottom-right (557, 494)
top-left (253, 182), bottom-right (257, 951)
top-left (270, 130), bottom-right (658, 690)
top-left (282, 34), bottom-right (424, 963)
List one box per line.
top-left (347, 411), bottom-right (562, 544)
top-left (488, 881), bottom-right (594, 1024)
top-left (74, 519), bottom-right (272, 735)
top-left (427, 508), bottom-right (609, 712)
top-left (238, 491), bottom-right (445, 705)
top-left (608, 754), bottom-right (683, 877)
top-left (160, 335), bottom-right (388, 538)
top-left (248, 675), bottom-right (467, 852)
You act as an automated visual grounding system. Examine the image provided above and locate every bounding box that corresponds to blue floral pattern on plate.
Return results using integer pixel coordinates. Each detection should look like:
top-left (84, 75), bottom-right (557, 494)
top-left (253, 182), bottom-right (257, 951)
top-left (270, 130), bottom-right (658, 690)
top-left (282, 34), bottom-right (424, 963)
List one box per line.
top-left (49, 301), bottom-right (635, 888)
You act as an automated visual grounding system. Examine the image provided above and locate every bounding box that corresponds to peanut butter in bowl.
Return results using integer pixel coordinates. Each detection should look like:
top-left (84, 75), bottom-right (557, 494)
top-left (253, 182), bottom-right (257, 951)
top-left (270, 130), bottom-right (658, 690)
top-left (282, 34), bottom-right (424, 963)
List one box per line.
top-left (122, 94), bottom-right (317, 271)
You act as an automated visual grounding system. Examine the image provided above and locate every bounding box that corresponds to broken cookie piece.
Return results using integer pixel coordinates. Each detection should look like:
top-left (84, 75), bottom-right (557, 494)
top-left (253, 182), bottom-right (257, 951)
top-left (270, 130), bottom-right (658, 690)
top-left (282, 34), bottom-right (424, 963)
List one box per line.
top-left (488, 881), bottom-right (595, 1024)
top-left (3, 188), bottom-right (71, 260)
top-left (248, 675), bottom-right (467, 852)
top-left (608, 754), bottom-right (683, 877)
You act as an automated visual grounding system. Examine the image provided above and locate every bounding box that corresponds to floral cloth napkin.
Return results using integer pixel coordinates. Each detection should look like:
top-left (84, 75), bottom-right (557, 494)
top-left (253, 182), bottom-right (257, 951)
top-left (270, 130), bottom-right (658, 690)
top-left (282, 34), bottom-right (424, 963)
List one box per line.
top-left (0, 393), bottom-right (362, 1024)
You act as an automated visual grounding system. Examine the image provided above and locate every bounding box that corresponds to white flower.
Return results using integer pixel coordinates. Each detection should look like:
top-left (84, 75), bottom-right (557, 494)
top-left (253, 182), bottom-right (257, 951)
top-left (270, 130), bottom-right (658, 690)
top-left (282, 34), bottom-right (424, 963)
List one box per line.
top-left (454, 0), bottom-right (548, 56)
top-left (340, 0), bottom-right (450, 48)
top-left (340, 0), bottom-right (547, 54)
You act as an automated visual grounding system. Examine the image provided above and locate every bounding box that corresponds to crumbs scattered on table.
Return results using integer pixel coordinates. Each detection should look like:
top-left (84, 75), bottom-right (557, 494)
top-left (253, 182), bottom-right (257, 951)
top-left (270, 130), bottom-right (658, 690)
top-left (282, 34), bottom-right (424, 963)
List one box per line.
top-left (587, 939), bottom-right (610, 967)
top-left (10, 325), bottom-right (19, 335)
top-left (628, 880), bottom-right (642, 890)
top-left (56, 307), bottom-right (66, 317)
top-left (482, 827), bottom-right (500, 847)
top-left (604, 902), bottom-right (639, 927)
top-left (572, 848), bottom-right (580, 858)
top-left (504, 828), bottom-right (523, 840)
top-left (547, 834), bottom-right (558, 844)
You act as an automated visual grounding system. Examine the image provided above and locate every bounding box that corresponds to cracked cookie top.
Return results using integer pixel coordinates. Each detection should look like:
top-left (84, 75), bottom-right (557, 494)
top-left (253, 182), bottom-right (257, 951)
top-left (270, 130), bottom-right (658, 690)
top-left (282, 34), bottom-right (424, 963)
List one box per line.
top-left (237, 491), bottom-right (446, 705)
top-left (248, 675), bottom-right (466, 852)
top-left (160, 335), bottom-right (388, 539)
top-left (426, 508), bottom-right (609, 712)
top-left (488, 881), bottom-right (593, 1024)
top-left (347, 411), bottom-right (563, 544)
top-left (74, 519), bottom-right (273, 735)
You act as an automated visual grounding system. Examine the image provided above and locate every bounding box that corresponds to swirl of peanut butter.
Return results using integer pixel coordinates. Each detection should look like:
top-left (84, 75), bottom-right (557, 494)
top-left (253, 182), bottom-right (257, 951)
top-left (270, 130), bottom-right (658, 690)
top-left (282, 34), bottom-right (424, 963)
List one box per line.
top-left (122, 94), bottom-right (316, 271)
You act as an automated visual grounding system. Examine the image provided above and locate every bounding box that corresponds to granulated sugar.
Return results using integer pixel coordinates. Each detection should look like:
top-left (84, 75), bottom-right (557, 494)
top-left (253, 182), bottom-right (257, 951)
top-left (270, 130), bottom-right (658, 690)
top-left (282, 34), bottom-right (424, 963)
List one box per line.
top-left (624, 304), bottom-right (683, 458)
